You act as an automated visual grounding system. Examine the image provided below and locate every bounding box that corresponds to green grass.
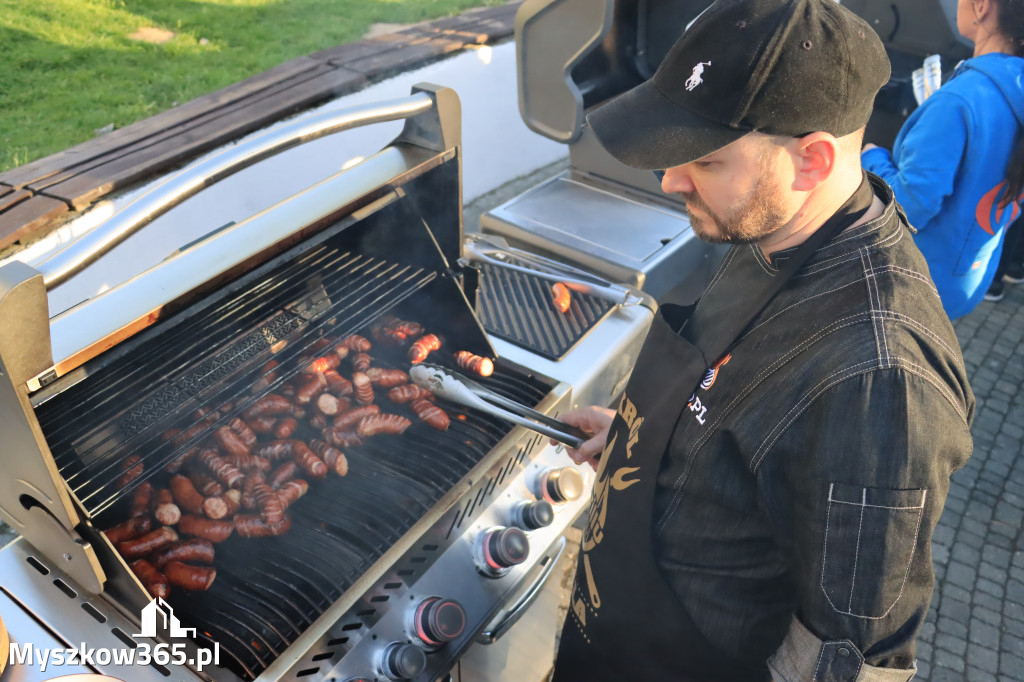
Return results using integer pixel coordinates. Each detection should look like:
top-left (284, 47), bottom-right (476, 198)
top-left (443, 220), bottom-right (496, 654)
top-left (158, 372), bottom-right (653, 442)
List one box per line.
top-left (0, 0), bottom-right (505, 172)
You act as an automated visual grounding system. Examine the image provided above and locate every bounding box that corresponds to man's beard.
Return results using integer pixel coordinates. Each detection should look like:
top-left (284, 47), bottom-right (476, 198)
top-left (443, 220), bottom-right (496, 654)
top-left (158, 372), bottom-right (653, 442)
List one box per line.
top-left (680, 171), bottom-right (789, 245)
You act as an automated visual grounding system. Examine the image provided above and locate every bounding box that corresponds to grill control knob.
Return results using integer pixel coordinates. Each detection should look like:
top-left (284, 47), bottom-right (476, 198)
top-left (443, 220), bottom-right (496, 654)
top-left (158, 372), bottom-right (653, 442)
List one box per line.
top-left (513, 499), bottom-right (554, 530)
top-left (380, 642), bottom-right (427, 680)
top-left (538, 466), bottom-right (584, 504)
top-left (413, 597), bottom-right (466, 646)
top-left (476, 526), bottom-right (530, 576)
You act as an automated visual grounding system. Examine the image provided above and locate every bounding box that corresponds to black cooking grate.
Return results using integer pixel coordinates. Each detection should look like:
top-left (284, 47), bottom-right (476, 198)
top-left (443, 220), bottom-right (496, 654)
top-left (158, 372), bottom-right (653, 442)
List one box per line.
top-left (475, 261), bottom-right (614, 360)
top-left (34, 230), bottom-right (551, 680)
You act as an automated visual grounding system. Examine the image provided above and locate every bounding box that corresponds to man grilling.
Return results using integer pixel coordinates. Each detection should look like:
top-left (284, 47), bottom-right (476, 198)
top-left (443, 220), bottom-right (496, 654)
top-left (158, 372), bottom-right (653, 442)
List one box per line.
top-left (550, 0), bottom-right (974, 680)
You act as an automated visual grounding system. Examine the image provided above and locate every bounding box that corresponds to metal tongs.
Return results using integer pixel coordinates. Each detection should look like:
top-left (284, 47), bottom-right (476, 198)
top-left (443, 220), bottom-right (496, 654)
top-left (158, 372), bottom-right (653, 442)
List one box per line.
top-left (409, 363), bottom-right (588, 450)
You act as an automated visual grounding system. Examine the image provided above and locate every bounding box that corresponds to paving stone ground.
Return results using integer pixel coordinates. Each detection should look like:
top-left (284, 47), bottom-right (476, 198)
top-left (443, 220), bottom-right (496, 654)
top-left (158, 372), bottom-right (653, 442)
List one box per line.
top-left (916, 278), bottom-right (1024, 681)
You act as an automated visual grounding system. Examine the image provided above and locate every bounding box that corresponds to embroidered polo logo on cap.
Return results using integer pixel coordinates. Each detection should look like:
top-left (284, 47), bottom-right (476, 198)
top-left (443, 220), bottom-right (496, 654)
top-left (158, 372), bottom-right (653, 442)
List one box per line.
top-left (684, 61), bottom-right (711, 91)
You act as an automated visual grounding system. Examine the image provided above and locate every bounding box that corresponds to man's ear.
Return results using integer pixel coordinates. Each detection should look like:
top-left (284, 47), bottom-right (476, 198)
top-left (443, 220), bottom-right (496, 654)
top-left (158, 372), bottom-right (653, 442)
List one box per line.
top-left (972, 0), bottom-right (993, 22)
top-left (790, 132), bottom-right (838, 191)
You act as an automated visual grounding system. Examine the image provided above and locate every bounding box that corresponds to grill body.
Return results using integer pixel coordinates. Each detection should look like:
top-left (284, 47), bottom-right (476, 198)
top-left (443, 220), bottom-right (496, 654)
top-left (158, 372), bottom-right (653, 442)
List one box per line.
top-left (0, 85), bottom-right (653, 682)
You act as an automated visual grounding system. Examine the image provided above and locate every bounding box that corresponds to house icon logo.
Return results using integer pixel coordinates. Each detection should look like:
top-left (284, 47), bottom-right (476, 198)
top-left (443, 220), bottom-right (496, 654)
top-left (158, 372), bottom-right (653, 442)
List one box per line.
top-left (134, 597), bottom-right (196, 639)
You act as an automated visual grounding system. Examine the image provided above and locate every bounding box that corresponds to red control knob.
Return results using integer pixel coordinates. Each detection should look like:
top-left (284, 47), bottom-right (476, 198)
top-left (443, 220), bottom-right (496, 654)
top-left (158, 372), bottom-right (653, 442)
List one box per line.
top-left (413, 597), bottom-right (466, 646)
top-left (482, 527), bottom-right (529, 570)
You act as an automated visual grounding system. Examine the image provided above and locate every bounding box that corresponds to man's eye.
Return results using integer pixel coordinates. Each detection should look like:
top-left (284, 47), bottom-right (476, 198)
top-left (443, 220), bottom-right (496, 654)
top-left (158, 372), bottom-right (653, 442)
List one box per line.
top-left (694, 161), bottom-right (714, 169)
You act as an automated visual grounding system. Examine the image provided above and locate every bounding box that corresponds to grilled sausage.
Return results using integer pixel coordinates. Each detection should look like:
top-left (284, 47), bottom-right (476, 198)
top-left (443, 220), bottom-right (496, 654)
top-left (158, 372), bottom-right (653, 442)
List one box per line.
top-left (130, 559), bottom-right (169, 599)
top-left (198, 449), bottom-right (245, 489)
top-left (308, 413), bottom-right (328, 430)
top-left (151, 539), bottom-right (215, 569)
top-left (351, 372), bottom-right (373, 405)
top-left (302, 353), bottom-right (341, 375)
top-left (339, 334), bottom-right (371, 352)
top-left (214, 426), bottom-right (250, 459)
top-left (309, 440), bottom-right (349, 476)
top-left (235, 513), bottom-right (292, 538)
top-left (454, 350), bottom-right (495, 377)
top-left (315, 392), bottom-right (346, 417)
top-left (170, 475), bottom-right (206, 515)
top-left (163, 445), bottom-right (200, 474)
top-left (255, 440), bottom-right (299, 461)
top-left (243, 394), bottom-right (295, 420)
top-left (164, 561), bottom-right (216, 591)
top-left (189, 471), bottom-right (224, 498)
top-left (117, 455), bottom-right (144, 488)
top-left (273, 416), bottom-right (298, 439)
top-left (250, 359), bottom-right (279, 394)
top-left (103, 516), bottom-right (153, 545)
top-left (387, 384), bottom-right (434, 404)
top-left (130, 482), bottom-right (154, 517)
top-left (202, 489), bottom-right (242, 520)
top-left (408, 334), bottom-right (441, 364)
top-left (293, 443), bottom-right (328, 479)
top-left (551, 282), bottom-right (572, 313)
top-left (179, 515), bottom-right (234, 543)
top-left (241, 473), bottom-right (265, 510)
top-left (229, 417), bottom-right (258, 449)
top-left (393, 320), bottom-right (424, 337)
top-left (248, 415), bottom-right (278, 435)
top-left (276, 480), bottom-right (308, 510)
top-left (412, 399), bottom-right (450, 431)
top-left (171, 408), bottom-right (220, 446)
top-left (253, 481), bottom-right (284, 524)
top-left (322, 427), bottom-right (364, 448)
top-left (323, 369), bottom-right (353, 396)
top-left (351, 352), bottom-right (372, 372)
top-left (267, 460), bottom-right (299, 490)
top-left (153, 488), bottom-right (182, 526)
top-left (117, 527), bottom-right (178, 560)
top-left (332, 405), bottom-right (380, 429)
top-left (357, 414), bottom-right (412, 437)
top-left (365, 368), bottom-right (409, 388)
top-left (226, 453), bottom-right (272, 473)
top-left (296, 373), bottom-right (327, 405)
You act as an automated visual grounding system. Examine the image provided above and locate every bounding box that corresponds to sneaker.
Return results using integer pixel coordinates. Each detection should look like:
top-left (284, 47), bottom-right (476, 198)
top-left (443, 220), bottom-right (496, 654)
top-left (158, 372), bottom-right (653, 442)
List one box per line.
top-left (1004, 261), bottom-right (1024, 284)
top-left (985, 279), bottom-right (1005, 301)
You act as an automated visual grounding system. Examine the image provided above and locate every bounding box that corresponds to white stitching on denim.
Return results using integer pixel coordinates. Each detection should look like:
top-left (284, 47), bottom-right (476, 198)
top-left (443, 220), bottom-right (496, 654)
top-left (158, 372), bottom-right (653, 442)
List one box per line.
top-left (819, 487), bottom-right (929, 620)
top-left (796, 217), bottom-right (904, 277)
top-left (864, 249), bottom-right (891, 366)
top-left (864, 265), bottom-right (939, 295)
top-left (860, 250), bottom-right (886, 366)
top-left (655, 314), bottom-right (876, 532)
top-left (848, 487), bottom-right (867, 611)
top-left (814, 637), bottom-right (828, 681)
top-left (752, 244), bottom-right (777, 276)
top-left (738, 280), bottom-right (864, 344)
top-left (694, 248), bottom-right (738, 315)
top-left (828, 500), bottom-right (927, 510)
top-left (750, 360), bottom-right (879, 470)
top-left (877, 311), bottom-right (962, 359)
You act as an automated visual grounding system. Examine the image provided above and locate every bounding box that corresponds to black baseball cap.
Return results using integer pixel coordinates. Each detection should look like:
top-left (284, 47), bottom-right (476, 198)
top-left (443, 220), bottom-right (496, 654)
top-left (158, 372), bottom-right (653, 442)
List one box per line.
top-left (587, 0), bottom-right (890, 170)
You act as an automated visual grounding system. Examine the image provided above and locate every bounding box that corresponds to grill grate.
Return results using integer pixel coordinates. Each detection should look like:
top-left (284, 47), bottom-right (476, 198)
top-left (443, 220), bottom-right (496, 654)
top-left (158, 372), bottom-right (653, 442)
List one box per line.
top-left (475, 261), bottom-right (614, 360)
top-left (33, 227), bottom-right (552, 680)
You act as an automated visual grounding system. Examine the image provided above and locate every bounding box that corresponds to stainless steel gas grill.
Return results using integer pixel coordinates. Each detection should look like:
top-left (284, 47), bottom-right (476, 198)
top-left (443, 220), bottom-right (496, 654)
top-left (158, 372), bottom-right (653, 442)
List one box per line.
top-left (0, 85), bottom-right (654, 682)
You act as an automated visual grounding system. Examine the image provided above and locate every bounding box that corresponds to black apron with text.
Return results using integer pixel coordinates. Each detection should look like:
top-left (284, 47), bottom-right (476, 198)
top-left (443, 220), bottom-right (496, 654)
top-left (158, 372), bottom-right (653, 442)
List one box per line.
top-left (552, 176), bottom-right (876, 681)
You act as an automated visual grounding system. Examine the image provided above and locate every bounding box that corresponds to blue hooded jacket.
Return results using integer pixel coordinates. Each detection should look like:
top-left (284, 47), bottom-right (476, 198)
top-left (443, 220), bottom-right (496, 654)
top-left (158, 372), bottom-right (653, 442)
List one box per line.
top-left (862, 53), bottom-right (1024, 318)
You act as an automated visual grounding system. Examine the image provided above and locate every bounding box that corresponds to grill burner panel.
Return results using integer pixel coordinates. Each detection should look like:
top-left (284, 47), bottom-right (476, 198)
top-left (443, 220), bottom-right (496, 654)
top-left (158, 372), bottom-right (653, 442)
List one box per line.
top-left (475, 261), bottom-right (614, 360)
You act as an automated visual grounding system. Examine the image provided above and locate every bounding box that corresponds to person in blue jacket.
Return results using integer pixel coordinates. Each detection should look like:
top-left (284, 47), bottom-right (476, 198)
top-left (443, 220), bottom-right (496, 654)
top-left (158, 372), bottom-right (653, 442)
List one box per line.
top-left (861, 0), bottom-right (1024, 318)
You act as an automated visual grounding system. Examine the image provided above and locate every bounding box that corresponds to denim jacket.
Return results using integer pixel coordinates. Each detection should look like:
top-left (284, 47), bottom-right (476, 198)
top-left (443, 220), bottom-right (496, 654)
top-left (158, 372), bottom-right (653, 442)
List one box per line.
top-left (651, 176), bottom-right (975, 680)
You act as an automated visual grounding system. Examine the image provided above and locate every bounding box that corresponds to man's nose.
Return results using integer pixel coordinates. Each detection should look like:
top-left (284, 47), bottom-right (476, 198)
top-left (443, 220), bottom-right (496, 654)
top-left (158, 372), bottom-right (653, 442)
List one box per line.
top-left (660, 166), bottom-right (695, 194)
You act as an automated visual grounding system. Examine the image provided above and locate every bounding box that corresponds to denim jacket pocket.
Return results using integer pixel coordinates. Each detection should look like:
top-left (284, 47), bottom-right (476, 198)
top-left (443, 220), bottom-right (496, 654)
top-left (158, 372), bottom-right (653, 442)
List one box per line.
top-left (820, 483), bottom-right (927, 619)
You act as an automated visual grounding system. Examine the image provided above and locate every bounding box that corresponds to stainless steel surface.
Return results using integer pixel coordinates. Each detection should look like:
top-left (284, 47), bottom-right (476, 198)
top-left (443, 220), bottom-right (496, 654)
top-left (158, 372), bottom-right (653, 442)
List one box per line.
top-left (480, 171), bottom-right (718, 301)
top-left (462, 234), bottom-right (652, 308)
top-left (0, 540), bottom-right (206, 682)
top-left (34, 93), bottom-right (435, 290)
top-left (409, 364), bottom-right (588, 449)
top-left (0, 263), bottom-right (105, 595)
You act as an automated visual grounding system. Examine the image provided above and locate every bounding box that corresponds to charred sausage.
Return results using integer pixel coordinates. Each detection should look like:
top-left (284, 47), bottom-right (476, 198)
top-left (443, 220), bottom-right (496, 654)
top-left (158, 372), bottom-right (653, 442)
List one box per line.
top-left (315, 392), bottom-right (346, 417)
top-left (202, 489), bottom-right (241, 520)
top-left (130, 559), bottom-right (169, 600)
top-left (364, 368), bottom-right (409, 388)
top-left (243, 394), bottom-right (295, 420)
top-left (235, 513), bottom-right (292, 538)
top-left (267, 460), bottom-right (299, 490)
top-left (273, 416), bottom-right (298, 439)
top-left (153, 488), bottom-right (182, 527)
top-left (309, 440), bottom-right (349, 476)
top-left (293, 443), bottom-right (328, 479)
top-left (387, 384), bottom-right (434, 404)
top-left (250, 359), bottom-right (279, 394)
top-left (198, 449), bottom-right (245, 489)
top-left (104, 516), bottom-right (153, 545)
top-left (322, 427), bottom-right (364, 448)
top-left (164, 561), bottom-right (216, 591)
top-left (151, 539), bottom-right (215, 569)
top-left (408, 334), bottom-right (441, 364)
top-left (117, 527), bottom-right (179, 560)
top-left (170, 475), bottom-right (206, 515)
top-left (454, 351), bottom-right (495, 377)
top-left (130, 482), bottom-right (153, 517)
top-left (412, 399), bottom-right (450, 431)
top-left (295, 373), bottom-right (328, 405)
top-left (357, 414), bottom-right (412, 437)
top-left (276, 480), bottom-right (308, 509)
top-left (302, 354), bottom-right (341, 375)
top-left (179, 515), bottom-right (234, 543)
top-left (351, 372), bottom-right (373, 405)
top-left (339, 334), bottom-right (371, 352)
top-left (229, 417), bottom-right (258, 449)
top-left (248, 415), bottom-right (278, 435)
top-left (214, 426), bottom-right (250, 459)
top-left (323, 369), bottom-right (353, 396)
top-left (189, 472), bottom-right (224, 498)
top-left (117, 455), bottom-right (144, 488)
top-left (333, 404), bottom-right (380, 430)
top-left (254, 481), bottom-right (285, 524)
top-left (351, 352), bottom-right (371, 372)
top-left (255, 440), bottom-right (300, 461)
top-left (551, 282), bottom-right (572, 313)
